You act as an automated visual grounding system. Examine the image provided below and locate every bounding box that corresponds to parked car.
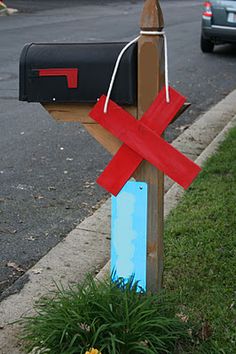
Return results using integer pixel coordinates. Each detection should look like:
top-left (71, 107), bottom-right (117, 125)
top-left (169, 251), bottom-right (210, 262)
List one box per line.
top-left (201, 1), bottom-right (236, 52)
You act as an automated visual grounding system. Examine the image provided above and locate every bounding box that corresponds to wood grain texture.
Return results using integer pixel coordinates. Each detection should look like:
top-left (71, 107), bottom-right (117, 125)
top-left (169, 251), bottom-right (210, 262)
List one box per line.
top-left (136, 0), bottom-right (165, 293)
top-left (43, 103), bottom-right (137, 123)
top-left (140, 0), bottom-right (164, 31)
top-left (43, 103), bottom-right (137, 155)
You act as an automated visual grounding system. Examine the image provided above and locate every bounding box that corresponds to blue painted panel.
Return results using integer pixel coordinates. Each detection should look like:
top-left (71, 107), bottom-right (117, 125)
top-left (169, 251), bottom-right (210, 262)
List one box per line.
top-left (111, 181), bottom-right (148, 290)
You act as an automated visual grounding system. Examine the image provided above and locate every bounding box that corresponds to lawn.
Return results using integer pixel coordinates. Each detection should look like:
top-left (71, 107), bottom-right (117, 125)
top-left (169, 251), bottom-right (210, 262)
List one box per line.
top-left (164, 126), bottom-right (236, 353)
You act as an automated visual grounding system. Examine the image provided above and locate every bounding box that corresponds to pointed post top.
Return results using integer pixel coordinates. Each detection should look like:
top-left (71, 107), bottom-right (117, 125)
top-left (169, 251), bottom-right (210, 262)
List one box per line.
top-left (140, 0), bottom-right (164, 31)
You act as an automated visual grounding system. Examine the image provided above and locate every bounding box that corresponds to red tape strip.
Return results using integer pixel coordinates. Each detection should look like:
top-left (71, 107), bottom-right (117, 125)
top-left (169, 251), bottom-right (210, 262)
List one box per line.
top-left (90, 94), bottom-right (201, 193)
top-left (97, 87), bottom-right (187, 195)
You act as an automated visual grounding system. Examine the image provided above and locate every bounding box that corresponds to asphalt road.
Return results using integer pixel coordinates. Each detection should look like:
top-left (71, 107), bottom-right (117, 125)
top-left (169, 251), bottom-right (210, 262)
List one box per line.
top-left (0, 0), bottom-right (236, 298)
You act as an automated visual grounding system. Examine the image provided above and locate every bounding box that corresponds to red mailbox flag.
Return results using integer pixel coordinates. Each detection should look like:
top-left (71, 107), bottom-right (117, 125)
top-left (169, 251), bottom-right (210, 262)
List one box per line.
top-left (39, 68), bottom-right (78, 89)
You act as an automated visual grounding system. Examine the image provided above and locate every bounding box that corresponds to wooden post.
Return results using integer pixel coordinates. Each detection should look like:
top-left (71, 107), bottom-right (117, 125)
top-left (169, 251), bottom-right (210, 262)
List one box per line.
top-left (42, 0), bottom-right (173, 293)
top-left (43, 103), bottom-right (137, 155)
top-left (135, 0), bottom-right (165, 293)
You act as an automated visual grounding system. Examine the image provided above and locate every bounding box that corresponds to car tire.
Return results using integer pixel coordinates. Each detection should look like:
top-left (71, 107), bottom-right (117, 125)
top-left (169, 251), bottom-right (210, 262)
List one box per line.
top-left (201, 35), bottom-right (214, 53)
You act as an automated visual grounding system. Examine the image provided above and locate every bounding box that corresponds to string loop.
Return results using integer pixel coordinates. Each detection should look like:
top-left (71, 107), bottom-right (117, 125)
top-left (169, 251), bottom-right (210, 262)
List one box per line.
top-left (104, 31), bottom-right (169, 114)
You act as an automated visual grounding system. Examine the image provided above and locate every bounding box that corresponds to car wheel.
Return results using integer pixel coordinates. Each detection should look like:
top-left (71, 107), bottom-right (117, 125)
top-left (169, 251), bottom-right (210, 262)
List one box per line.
top-left (201, 35), bottom-right (214, 53)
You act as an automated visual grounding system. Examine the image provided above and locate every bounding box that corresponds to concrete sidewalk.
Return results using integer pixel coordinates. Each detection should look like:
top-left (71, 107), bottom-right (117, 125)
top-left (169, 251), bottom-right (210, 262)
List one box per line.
top-left (1, 89), bottom-right (236, 353)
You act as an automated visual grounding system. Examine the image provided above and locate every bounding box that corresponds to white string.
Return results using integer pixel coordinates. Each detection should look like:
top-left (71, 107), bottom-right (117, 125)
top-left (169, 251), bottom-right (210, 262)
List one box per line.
top-left (103, 36), bottom-right (140, 113)
top-left (103, 30), bottom-right (170, 114)
top-left (140, 30), bottom-right (170, 104)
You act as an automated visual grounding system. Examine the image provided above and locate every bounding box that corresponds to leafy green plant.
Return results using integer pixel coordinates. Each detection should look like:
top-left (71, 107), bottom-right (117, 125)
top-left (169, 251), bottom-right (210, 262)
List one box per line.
top-left (21, 276), bottom-right (190, 354)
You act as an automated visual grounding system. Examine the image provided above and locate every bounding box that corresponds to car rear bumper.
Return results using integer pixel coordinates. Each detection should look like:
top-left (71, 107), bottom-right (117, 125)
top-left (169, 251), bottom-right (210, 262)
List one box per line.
top-left (202, 22), bottom-right (236, 43)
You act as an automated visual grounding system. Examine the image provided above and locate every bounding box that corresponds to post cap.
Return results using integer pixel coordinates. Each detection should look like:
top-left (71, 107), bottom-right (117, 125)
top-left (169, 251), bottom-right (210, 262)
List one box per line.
top-left (140, 0), bottom-right (164, 31)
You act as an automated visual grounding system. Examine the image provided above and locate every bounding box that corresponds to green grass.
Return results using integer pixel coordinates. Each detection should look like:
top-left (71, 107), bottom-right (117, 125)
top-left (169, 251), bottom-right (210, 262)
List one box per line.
top-left (164, 127), bottom-right (236, 353)
top-left (21, 276), bottom-right (190, 354)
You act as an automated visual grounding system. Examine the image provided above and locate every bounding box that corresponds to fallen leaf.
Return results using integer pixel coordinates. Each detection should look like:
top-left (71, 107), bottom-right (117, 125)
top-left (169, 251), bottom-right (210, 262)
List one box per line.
top-left (0, 228), bottom-right (17, 234)
top-left (7, 262), bottom-right (24, 272)
top-left (27, 236), bottom-right (35, 241)
top-left (200, 320), bottom-right (212, 340)
top-left (176, 312), bottom-right (189, 323)
top-left (48, 186), bottom-right (56, 191)
top-left (31, 268), bottom-right (43, 274)
top-left (33, 195), bottom-right (44, 200)
top-left (176, 124), bottom-right (190, 133)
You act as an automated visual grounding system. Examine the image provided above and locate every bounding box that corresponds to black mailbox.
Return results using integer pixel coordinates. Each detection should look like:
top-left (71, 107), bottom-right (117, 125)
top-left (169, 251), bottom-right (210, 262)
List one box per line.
top-left (19, 42), bottom-right (137, 105)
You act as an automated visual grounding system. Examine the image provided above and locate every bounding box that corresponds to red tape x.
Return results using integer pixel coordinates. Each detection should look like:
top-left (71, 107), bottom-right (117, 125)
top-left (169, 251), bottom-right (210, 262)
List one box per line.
top-left (89, 87), bottom-right (201, 196)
